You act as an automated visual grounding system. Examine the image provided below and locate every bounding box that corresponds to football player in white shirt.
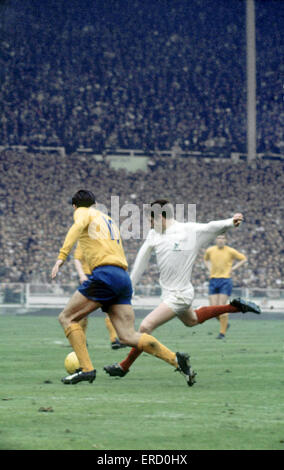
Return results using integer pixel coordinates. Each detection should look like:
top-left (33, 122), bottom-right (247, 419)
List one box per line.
top-left (104, 200), bottom-right (261, 384)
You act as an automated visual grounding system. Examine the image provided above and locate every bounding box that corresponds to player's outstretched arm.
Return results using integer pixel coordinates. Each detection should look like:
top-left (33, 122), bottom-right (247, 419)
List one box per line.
top-left (194, 213), bottom-right (244, 250)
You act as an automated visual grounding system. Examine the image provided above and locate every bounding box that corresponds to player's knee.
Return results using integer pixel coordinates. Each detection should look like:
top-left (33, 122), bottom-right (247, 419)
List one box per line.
top-left (58, 310), bottom-right (68, 329)
top-left (183, 308), bottom-right (198, 327)
top-left (182, 318), bottom-right (198, 327)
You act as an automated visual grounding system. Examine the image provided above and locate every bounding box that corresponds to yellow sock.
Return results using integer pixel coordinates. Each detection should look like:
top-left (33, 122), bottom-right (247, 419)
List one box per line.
top-left (137, 333), bottom-right (177, 367)
top-left (79, 317), bottom-right (88, 335)
top-left (65, 323), bottom-right (94, 372)
top-left (219, 313), bottom-right (229, 335)
top-left (105, 316), bottom-right (118, 343)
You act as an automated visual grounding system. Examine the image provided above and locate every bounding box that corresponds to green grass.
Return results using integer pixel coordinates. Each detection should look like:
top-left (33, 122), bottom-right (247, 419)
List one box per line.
top-left (0, 314), bottom-right (283, 450)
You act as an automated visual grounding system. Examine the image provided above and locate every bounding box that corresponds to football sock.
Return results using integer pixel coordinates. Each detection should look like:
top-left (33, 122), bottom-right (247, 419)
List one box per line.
top-left (65, 323), bottom-right (94, 372)
top-left (79, 317), bottom-right (88, 335)
top-left (195, 305), bottom-right (238, 324)
top-left (219, 313), bottom-right (229, 335)
top-left (120, 347), bottom-right (142, 371)
top-left (137, 333), bottom-right (177, 367)
top-left (105, 316), bottom-right (118, 343)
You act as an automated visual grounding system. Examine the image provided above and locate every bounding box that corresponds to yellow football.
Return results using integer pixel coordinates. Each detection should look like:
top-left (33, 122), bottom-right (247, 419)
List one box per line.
top-left (64, 351), bottom-right (80, 374)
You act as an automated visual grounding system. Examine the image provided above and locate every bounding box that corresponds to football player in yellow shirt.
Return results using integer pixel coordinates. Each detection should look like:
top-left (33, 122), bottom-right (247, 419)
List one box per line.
top-left (51, 190), bottom-right (194, 385)
top-left (204, 234), bottom-right (247, 339)
top-left (74, 242), bottom-right (125, 350)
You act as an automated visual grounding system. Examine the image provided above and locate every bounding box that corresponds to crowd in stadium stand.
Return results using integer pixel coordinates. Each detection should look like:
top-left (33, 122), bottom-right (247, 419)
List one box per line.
top-left (0, 1), bottom-right (283, 292)
top-left (0, 149), bottom-right (283, 290)
top-left (0, 0), bottom-right (283, 154)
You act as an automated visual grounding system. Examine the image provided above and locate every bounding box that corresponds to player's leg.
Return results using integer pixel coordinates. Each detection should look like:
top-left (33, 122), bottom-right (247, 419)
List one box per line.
top-left (208, 279), bottom-right (223, 333)
top-left (218, 278), bottom-right (233, 336)
top-left (209, 294), bottom-right (220, 307)
top-left (105, 303), bottom-right (196, 386)
top-left (217, 293), bottom-right (229, 338)
top-left (105, 304), bottom-right (139, 344)
top-left (59, 290), bottom-right (99, 328)
top-left (184, 298), bottom-right (260, 325)
top-left (209, 293), bottom-right (224, 338)
top-left (59, 290), bottom-right (101, 374)
top-left (208, 279), bottom-right (219, 309)
top-left (79, 317), bottom-right (88, 335)
top-left (105, 314), bottom-right (125, 349)
top-left (140, 302), bottom-right (176, 333)
top-left (105, 314), bottom-right (117, 343)
top-left (173, 292), bottom-right (262, 328)
top-left (117, 303), bottom-right (176, 373)
top-left (107, 304), bottom-right (177, 366)
top-left (182, 302), bottom-right (236, 326)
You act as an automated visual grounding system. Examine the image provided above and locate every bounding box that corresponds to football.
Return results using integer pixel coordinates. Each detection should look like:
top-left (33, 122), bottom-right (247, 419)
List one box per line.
top-left (64, 351), bottom-right (80, 374)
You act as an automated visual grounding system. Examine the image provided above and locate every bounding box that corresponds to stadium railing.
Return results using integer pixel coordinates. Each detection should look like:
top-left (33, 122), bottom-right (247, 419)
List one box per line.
top-left (0, 283), bottom-right (283, 312)
top-left (1, 145), bottom-right (283, 161)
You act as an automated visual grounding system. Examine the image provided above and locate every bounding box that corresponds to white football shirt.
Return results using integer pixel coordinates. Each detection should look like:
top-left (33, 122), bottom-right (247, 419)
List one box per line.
top-left (130, 218), bottom-right (235, 291)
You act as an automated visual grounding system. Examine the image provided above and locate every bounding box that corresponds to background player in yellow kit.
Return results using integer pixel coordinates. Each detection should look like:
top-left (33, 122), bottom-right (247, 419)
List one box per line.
top-left (51, 190), bottom-right (195, 385)
top-left (74, 242), bottom-right (125, 349)
top-left (204, 234), bottom-right (247, 339)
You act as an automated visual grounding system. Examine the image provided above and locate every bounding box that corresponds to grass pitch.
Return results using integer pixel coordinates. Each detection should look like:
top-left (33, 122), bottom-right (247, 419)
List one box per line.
top-left (0, 313), bottom-right (283, 450)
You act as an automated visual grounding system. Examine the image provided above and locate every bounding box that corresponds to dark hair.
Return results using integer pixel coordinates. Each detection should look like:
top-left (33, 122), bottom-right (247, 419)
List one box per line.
top-left (150, 199), bottom-right (174, 219)
top-left (71, 190), bottom-right (96, 207)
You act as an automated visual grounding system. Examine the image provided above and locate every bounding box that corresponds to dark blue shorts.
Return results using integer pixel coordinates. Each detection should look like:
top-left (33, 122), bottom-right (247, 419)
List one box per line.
top-left (78, 265), bottom-right (133, 313)
top-left (209, 278), bottom-right (233, 296)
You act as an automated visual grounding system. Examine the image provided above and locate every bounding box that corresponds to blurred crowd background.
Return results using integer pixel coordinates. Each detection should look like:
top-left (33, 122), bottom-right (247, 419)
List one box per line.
top-left (0, 0), bottom-right (283, 290)
top-left (1, 0), bottom-right (282, 154)
top-left (1, 150), bottom-right (283, 290)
